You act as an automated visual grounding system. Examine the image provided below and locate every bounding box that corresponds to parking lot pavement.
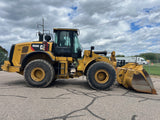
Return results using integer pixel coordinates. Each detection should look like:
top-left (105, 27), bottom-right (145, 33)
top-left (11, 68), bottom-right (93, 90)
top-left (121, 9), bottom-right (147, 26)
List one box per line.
top-left (0, 71), bottom-right (160, 120)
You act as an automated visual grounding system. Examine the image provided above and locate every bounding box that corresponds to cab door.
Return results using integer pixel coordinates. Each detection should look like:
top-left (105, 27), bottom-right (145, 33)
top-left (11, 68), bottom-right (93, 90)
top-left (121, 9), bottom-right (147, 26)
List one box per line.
top-left (53, 31), bottom-right (72, 57)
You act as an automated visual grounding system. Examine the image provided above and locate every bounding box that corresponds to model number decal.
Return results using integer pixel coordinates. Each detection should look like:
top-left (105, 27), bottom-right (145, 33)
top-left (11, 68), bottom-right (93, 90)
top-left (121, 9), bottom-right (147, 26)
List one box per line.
top-left (31, 44), bottom-right (49, 51)
top-left (32, 44), bottom-right (40, 47)
top-left (31, 44), bottom-right (44, 51)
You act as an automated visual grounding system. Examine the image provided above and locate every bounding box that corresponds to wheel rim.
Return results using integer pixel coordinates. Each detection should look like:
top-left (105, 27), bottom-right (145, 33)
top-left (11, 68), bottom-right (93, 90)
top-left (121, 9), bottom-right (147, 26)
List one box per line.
top-left (31, 67), bottom-right (45, 82)
top-left (95, 69), bottom-right (109, 84)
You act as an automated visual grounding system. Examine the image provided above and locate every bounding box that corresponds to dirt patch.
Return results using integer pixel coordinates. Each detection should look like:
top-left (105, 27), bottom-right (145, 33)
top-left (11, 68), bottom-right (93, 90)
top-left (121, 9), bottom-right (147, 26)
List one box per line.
top-left (151, 75), bottom-right (160, 79)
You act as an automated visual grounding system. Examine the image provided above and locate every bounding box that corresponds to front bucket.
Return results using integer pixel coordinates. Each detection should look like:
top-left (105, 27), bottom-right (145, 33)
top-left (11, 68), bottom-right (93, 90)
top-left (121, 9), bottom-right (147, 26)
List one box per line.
top-left (117, 63), bottom-right (157, 94)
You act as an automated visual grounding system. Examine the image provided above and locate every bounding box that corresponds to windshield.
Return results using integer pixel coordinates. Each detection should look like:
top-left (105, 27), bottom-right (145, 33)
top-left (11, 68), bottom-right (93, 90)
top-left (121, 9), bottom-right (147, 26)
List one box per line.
top-left (141, 58), bottom-right (145, 61)
top-left (74, 33), bottom-right (82, 53)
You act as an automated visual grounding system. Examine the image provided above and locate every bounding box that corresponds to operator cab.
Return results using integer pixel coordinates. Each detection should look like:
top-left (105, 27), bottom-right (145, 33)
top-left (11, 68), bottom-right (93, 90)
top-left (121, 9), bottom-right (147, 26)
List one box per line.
top-left (52, 28), bottom-right (82, 58)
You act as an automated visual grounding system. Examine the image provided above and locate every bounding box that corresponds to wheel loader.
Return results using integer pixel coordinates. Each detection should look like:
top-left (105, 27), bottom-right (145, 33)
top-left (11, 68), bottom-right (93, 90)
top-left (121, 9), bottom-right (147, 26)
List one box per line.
top-left (1, 28), bottom-right (157, 94)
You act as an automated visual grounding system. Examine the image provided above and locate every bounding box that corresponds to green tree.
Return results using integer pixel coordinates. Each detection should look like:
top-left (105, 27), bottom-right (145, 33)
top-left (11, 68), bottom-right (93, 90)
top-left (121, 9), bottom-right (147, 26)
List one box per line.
top-left (0, 46), bottom-right (8, 70)
top-left (116, 54), bottom-right (125, 57)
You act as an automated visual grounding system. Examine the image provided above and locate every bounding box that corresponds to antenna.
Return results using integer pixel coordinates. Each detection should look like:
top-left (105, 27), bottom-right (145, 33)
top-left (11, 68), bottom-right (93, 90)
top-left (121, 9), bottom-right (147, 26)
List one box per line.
top-left (42, 17), bottom-right (44, 34)
top-left (37, 18), bottom-right (50, 34)
top-left (36, 18), bottom-right (51, 41)
top-left (37, 18), bottom-right (45, 34)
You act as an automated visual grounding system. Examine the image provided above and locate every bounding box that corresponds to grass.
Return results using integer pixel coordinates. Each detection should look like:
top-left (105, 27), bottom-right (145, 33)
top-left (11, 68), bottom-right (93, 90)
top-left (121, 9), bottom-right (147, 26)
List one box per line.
top-left (143, 63), bottom-right (160, 76)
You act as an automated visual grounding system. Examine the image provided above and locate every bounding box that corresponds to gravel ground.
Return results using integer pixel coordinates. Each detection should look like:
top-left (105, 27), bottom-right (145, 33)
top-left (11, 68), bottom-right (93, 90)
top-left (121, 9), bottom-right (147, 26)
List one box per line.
top-left (0, 71), bottom-right (160, 120)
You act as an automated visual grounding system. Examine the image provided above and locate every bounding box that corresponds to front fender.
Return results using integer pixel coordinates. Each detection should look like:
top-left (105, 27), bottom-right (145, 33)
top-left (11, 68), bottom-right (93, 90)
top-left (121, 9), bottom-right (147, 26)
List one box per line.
top-left (21, 51), bottom-right (55, 70)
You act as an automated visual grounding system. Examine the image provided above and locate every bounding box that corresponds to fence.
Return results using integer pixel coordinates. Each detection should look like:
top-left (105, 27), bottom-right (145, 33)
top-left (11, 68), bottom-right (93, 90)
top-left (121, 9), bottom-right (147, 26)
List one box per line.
top-left (116, 57), bottom-right (160, 76)
top-left (143, 60), bottom-right (160, 76)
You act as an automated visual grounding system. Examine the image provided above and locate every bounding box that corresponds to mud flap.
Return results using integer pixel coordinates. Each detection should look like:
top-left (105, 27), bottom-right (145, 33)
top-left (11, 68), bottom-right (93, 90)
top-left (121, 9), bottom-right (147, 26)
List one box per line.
top-left (117, 63), bottom-right (157, 94)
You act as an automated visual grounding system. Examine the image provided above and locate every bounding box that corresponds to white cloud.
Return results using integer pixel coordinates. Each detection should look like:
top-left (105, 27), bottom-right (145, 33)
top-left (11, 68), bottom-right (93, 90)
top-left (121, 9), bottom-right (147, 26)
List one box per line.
top-left (0, 0), bottom-right (159, 56)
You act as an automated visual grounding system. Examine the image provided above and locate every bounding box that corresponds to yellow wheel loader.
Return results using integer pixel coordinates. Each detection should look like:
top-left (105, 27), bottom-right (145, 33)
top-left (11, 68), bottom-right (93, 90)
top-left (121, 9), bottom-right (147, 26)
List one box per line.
top-left (1, 28), bottom-right (157, 94)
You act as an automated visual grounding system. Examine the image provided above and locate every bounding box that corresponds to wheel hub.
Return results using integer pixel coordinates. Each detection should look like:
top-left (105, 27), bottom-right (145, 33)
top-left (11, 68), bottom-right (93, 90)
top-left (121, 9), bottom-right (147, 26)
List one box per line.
top-left (31, 67), bottom-right (45, 82)
top-left (95, 69), bottom-right (109, 84)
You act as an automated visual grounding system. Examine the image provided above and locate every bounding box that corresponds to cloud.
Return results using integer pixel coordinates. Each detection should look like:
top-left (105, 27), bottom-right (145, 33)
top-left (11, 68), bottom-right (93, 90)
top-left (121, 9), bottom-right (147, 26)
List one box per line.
top-left (0, 0), bottom-right (160, 56)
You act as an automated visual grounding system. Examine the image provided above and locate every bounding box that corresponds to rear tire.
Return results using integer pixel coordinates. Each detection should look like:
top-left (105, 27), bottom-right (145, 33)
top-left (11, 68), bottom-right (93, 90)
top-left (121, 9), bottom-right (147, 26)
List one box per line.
top-left (24, 59), bottom-right (54, 87)
top-left (87, 62), bottom-right (116, 90)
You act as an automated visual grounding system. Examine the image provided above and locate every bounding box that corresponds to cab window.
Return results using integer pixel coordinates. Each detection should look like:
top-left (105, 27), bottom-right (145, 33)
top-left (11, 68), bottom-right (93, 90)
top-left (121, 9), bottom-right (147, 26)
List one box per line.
top-left (59, 31), bottom-right (71, 47)
top-left (74, 33), bottom-right (82, 53)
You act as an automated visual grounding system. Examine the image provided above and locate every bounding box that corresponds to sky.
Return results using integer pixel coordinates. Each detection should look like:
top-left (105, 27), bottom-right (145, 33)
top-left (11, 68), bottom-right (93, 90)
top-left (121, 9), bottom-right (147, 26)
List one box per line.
top-left (0, 0), bottom-right (160, 56)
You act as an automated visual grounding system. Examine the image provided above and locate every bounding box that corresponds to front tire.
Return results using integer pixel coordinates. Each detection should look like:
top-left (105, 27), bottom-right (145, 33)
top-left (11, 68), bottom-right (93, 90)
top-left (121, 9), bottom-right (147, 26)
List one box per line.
top-left (24, 59), bottom-right (54, 87)
top-left (87, 62), bottom-right (116, 90)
